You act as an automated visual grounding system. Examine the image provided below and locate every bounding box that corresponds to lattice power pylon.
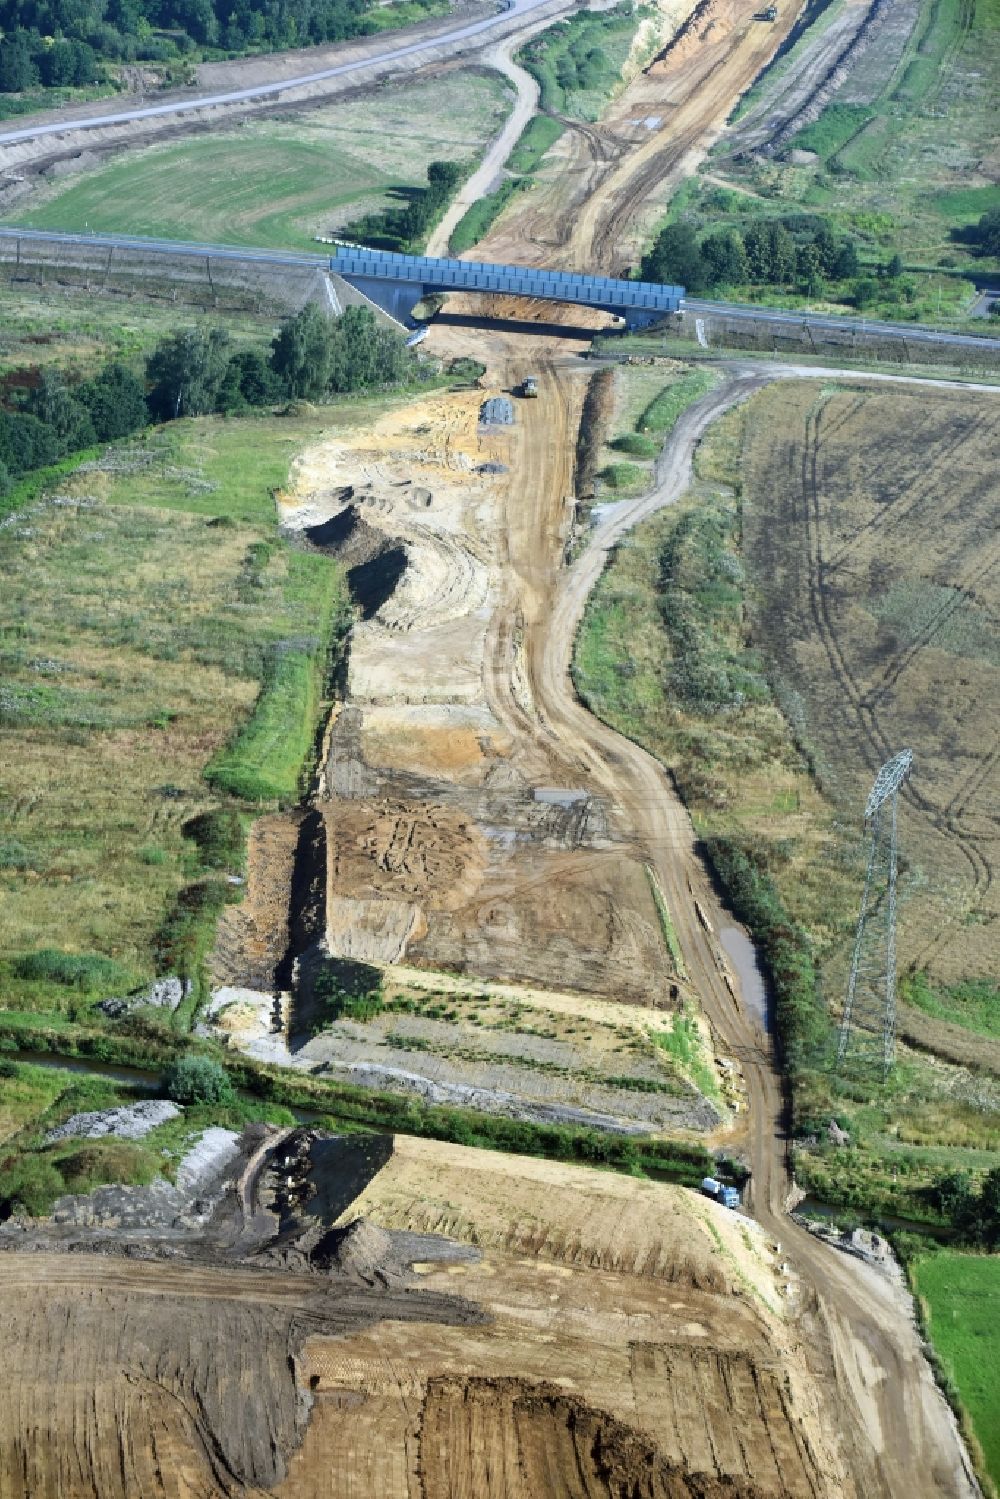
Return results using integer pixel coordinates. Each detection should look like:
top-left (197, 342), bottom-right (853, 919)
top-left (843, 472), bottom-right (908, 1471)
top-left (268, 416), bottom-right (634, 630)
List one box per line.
top-left (836, 750), bottom-right (914, 1078)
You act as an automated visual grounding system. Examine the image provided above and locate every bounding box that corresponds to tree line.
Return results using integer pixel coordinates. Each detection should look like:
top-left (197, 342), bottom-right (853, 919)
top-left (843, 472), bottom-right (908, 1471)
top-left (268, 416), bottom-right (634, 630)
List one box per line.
top-left (640, 215), bottom-right (892, 304)
top-left (0, 304), bottom-right (411, 495)
top-left (341, 160), bottom-right (466, 254)
top-left (0, 0), bottom-right (383, 92)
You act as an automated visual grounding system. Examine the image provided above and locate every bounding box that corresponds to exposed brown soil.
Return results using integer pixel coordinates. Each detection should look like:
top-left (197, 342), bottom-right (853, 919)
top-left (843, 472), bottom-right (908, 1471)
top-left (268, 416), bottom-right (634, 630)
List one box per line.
top-left (0, 1251), bottom-right (478, 1499)
top-left (212, 812), bottom-right (303, 990)
top-left (0, 1129), bottom-right (842, 1499)
top-left (575, 368), bottom-right (617, 501)
top-left (478, 0), bottom-right (803, 272)
top-left (418, 1376), bottom-right (791, 1498)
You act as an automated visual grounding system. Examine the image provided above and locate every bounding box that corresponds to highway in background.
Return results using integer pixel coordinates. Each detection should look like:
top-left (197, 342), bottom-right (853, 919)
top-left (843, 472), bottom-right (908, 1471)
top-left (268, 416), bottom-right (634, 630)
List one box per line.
top-left (685, 295), bottom-right (1000, 353)
top-left (1, 226), bottom-right (998, 358)
top-left (0, 0), bottom-right (565, 147)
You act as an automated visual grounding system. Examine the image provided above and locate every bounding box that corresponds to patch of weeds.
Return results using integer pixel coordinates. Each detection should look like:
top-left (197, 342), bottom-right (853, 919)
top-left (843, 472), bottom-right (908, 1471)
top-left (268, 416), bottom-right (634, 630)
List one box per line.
top-left (12, 949), bottom-right (135, 995)
top-left (609, 432), bottom-right (659, 458)
top-left (598, 461), bottom-right (645, 492)
top-left (310, 957), bottom-right (384, 1029)
top-left (182, 808), bottom-right (246, 872)
top-left (653, 1012), bottom-right (719, 1102)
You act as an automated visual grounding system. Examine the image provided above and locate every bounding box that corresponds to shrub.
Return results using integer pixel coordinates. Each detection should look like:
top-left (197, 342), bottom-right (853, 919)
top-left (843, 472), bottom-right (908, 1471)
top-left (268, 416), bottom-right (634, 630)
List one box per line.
top-left (0, 1156), bottom-right (65, 1217)
top-left (162, 1054), bottom-right (235, 1105)
top-left (610, 432), bottom-right (658, 458)
top-left (57, 1140), bottom-right (157, 1196)
top-left (0, 837), bottom-right (34, 870)
top-left (447, 357), bottom-right (486, 384)
top-left (598, 462), bottom-right (644, 491)
top-left (182, 807), bottom-right (244, 871)
top-left (311, 956), bottom-right (384, 1028)
top-left (12, 948), bottom-right (133, 993)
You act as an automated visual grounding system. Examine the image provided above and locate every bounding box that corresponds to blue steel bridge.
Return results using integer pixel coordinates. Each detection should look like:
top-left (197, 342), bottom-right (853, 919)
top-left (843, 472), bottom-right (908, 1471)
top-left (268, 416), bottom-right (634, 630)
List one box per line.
top-left (0, 227), bottom-right (684, 330)
top-left (331, 244), bottom-right (685, 329)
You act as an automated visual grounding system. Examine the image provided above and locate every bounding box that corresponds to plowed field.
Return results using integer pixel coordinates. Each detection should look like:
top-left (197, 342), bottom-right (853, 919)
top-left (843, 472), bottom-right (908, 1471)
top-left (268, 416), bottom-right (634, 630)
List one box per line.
top-left (741, 380), bottom-right (1000, 989)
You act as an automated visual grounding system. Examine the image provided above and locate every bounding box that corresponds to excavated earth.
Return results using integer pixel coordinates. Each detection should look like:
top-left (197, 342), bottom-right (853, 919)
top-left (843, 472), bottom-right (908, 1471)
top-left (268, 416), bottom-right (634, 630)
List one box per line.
top-left (271, 384), bottom-right (683, 1009)
top-left (0, 1125), bottom-right (845, 1499)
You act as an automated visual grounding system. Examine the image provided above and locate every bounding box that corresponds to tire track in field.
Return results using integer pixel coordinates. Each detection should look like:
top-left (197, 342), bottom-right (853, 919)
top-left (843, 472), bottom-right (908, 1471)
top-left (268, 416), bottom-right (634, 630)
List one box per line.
top-left (823, 414), bottom-right (982, 574)
top-left (797, 395), bottom-right (992, 899)
top-left (862, 547), bottom-right (998, 706)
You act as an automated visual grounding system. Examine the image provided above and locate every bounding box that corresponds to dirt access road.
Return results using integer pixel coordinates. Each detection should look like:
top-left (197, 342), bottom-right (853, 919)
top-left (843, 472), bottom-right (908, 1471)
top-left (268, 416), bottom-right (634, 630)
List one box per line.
top-left (396, 0), bottom-right (986, 1476)
top-left (529, 360), bottom-right (984, 1496)
top-left (478, 0), bottom-right (807, 273)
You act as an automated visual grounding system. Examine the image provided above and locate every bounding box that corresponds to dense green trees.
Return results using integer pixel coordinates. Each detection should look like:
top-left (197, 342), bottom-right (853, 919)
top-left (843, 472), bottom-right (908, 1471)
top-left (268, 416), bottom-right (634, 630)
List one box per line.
top-left (0, 304), bottom-right (413, 498)
top-left (927, 1167), bottom-right (1000, 1246)
top-left (271, 305), bottom-right (334, 399)
top-left (0, 0), bottom-right (392, 91)
top-left (971, 206), bottom-right (1000, 258)
top-left (641, 212), bottom-right (864, 301)
top-left (146, 326), bottom-right (233, 420)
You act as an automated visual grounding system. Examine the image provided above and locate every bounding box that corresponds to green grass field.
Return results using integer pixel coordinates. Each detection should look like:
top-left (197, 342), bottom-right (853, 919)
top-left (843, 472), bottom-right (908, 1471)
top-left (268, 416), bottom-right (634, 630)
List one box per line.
top-left (0, 402), bottom-right (392, 1009)
top-left (4, 71), bottom-right (508, 249)
top-left (0, 284), bottom-right (273, 382)
top-left (901, 975), bottom-right (1000, 1039)
top-left (912, 1252), bottom-right (1000, 1492)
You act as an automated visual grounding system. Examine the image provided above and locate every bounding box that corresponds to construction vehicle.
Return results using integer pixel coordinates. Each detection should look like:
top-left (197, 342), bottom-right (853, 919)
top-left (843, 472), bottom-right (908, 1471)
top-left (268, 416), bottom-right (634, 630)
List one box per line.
top-left (701, 1177), bottom-right (741, 1209)
top-left (519, 375), bottom-right (539, 398)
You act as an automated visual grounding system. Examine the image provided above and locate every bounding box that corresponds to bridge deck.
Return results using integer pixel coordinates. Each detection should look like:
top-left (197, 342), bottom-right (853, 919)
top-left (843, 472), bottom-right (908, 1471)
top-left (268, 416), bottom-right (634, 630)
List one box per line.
top-left (332, 244), bottom-right (683, 315)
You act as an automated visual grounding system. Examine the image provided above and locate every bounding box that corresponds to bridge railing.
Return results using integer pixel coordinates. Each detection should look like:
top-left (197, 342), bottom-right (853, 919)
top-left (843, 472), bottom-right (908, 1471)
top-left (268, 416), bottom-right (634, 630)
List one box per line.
top-left (331, 243), bottom-right (683, 313)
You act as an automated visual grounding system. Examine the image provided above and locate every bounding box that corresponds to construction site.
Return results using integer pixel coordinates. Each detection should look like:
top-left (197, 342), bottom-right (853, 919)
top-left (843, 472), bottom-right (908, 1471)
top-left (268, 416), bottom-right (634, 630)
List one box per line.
top-left (0, 0), bottom-right (997, 1491)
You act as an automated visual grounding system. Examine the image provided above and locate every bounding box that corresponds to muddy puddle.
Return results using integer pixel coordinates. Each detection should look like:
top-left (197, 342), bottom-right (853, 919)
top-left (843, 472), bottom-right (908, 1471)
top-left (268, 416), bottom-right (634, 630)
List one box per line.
top-left (719, 927), bottom-right (771, 1032)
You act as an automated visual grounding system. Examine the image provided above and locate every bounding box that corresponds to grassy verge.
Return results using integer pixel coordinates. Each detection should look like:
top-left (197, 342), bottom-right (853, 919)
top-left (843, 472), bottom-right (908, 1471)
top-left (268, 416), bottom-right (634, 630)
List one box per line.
top-left (901, 975), bottom-right (1000, 1040)
top-left (646, 866), bottom-right (687, 978)
top-left (0, 405), bottom-right (364, 1018)
top-left (206, 553), bottom-right (352, 801)
top-left (910, 1250), bottom-right (1000, 1496)
top-left (587, 365), bottom-right (717, 508)
top-left (507, 115), bottom-right (565, 173)
top-left (635, 369), bottom-right (717, 435)
top-left (450, 178), bottom-right (529, 255)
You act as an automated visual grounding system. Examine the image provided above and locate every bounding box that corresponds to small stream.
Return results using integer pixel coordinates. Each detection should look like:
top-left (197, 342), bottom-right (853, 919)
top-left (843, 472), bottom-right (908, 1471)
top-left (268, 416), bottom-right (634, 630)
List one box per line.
top-left (796, 1195), bottom-right (955, 1242)
top-left (12, 1049), bottom-right (334, 1126)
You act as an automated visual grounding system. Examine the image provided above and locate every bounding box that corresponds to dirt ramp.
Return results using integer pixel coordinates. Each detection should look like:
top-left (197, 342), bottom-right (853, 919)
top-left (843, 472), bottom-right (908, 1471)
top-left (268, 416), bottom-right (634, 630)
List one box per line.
top-left (419, 1376), bottom-right (779, 1498)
